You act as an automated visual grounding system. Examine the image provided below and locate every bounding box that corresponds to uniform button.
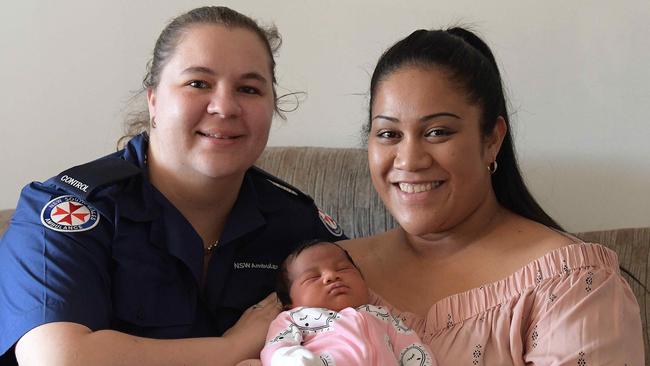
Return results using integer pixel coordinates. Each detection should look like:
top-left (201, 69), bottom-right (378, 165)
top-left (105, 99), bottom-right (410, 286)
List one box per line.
top-left (136, 307), bottom-right (144, 320)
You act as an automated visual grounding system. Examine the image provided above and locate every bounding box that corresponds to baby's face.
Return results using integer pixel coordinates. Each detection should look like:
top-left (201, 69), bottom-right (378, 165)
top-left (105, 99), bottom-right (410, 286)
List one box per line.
top-left (288, 243), bottom-right (370, 311)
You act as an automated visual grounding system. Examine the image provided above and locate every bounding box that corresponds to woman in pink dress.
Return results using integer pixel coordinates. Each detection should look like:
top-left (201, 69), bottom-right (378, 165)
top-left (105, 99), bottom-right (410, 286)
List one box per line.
top-left (342, 27), bottom-right (644, 365)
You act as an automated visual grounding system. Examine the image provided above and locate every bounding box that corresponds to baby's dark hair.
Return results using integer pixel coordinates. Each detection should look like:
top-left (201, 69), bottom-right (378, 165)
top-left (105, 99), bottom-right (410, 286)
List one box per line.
top-left (276, 238), bottom-right (360, 307)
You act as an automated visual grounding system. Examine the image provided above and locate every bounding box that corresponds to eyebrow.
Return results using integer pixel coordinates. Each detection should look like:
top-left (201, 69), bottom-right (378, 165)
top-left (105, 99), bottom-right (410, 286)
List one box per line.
top-left (372, 112), bottom-right (461, 123)
top-left (293, 257), bottom-right (351, 278)
top-left (181, 66), bottom-right (268, 84)
top-left (241, 72), bottom-right (268, 84)
top-left (297, 267), bottom-right (318, 277)
top-left (181, 66), bottom-right (215, 75)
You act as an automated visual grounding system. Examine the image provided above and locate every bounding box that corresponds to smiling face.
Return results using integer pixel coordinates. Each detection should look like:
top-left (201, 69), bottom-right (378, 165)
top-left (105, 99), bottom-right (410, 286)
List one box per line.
top-left (147, 24), bottom-right (275, 182)
top-left (368, 65), bottom-right (505, 236)
top-left (287, 243), bottom-right (370, 311)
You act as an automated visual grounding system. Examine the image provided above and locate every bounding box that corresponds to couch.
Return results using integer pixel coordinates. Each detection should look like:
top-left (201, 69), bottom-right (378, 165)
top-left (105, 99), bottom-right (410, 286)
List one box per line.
top-left (1, 146), bottom-right (648, 359)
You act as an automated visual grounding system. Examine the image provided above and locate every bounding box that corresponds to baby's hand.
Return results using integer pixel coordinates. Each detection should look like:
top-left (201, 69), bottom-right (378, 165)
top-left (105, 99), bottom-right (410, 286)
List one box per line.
top-left (270, 346), bottom-right (321, 366)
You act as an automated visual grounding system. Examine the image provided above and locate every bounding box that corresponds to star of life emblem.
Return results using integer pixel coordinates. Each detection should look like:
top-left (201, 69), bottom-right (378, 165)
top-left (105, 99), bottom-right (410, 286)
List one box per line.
top-left (40, 195), bottom-right (100, 232)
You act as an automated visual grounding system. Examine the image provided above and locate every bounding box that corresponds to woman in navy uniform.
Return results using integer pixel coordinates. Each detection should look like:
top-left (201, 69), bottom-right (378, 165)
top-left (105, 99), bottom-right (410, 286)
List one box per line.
top-left (0, 7), bottom-right (344, 365)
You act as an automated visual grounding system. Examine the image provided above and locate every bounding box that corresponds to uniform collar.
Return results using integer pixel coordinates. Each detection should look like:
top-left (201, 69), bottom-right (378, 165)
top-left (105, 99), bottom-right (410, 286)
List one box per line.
top-left (122, 132), bottom-right (149, 170)
top-left (117, 133), bottom-right (283, 221)
top-left (218, 172), bottom-right (266, 246)
top-left (135, 177), bottom-right (268, 286)
top-left (115, 133), bottom-right (270, 285)
top-left (157, 172), bottom-right (267, 285)
top-left (116, 133), bottom-right (159, 222)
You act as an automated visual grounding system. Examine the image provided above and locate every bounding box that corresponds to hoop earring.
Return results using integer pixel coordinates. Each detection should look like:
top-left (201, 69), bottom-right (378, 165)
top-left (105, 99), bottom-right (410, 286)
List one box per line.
top-left (150, 116), bottom-right (157, 129)
top-left (488, 161), bottom-right (498, 174)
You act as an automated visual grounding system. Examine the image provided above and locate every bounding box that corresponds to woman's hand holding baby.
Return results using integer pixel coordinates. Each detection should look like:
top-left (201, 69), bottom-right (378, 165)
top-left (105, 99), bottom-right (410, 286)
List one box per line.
top-left (223, 293), bottom-right (282, 359)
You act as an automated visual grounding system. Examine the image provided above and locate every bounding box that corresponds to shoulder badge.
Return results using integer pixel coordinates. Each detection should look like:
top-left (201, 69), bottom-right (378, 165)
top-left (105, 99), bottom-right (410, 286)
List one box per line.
top-left (318, 209), bottom-right (343, 237)
top-left (40, 195), bottom-right (100, 232)
top-left (55, 157), bottom-right (141, 200)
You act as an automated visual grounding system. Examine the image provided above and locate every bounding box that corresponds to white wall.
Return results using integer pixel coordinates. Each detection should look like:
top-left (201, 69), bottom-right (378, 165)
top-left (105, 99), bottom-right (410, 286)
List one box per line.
top-left (1, 0), bottom-right (648, 232)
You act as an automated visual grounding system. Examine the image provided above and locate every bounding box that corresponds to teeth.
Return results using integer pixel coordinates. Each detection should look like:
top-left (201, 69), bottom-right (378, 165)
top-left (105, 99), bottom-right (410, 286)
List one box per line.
top-left (398, 181), bottom-right (442, 193)
top-left (200, 132), bottom-right (234, 139)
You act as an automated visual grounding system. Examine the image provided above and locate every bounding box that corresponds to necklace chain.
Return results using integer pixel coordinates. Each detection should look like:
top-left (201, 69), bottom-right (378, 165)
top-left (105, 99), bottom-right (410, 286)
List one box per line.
top-left (204, 240), bottom-right (219, 256)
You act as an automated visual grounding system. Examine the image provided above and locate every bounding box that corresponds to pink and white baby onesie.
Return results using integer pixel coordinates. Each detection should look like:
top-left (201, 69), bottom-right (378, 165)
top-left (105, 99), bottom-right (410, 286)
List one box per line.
top-left (261, 304), bottom-right (435, 366)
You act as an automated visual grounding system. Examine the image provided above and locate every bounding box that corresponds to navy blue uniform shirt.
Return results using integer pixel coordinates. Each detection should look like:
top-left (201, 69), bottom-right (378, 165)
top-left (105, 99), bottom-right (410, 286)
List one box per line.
top-left (0, 134), bottom-right (346, 363)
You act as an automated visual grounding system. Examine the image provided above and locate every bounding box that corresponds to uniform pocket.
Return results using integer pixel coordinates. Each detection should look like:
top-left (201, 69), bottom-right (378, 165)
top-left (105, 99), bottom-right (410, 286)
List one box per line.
top-left (111, 254), bottom-right (196, 331)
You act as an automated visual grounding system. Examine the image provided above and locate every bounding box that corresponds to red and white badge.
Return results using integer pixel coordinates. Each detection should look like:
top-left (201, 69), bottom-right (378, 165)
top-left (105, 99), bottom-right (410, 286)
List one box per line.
top-left (40, 195), bottom-right (100, 232)
top-left (318, 209), bottom-right (343, 237)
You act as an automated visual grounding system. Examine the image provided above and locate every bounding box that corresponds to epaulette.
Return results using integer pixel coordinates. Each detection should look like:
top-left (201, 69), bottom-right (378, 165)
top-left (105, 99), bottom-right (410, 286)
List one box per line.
top-left (250, 166), bottom-right (313, 202)
top-left (53, 157), bottom-right (142, 200)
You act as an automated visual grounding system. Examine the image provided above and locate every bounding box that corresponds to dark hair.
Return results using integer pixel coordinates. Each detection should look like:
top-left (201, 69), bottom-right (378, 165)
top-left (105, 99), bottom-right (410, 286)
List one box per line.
top-left (118, 6), bottom-right (283, 148)
top-left (276, 239), bottom-right (361, 308)
top-left (366, 27), bottom-right (562, 231)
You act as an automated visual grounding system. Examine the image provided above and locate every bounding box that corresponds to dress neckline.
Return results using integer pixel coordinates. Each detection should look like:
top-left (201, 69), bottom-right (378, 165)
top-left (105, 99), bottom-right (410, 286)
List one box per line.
top-left (371, 242), bottom-right (620, 333)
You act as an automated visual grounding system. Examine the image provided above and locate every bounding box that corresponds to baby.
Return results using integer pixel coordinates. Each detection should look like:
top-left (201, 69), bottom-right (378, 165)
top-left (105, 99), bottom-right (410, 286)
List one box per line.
top-left (261, 239), bottom-right (435, 366)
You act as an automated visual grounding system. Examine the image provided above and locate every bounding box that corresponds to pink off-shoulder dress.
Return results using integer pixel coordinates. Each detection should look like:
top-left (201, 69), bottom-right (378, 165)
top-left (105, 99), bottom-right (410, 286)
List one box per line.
top-left (372, 243), bottom-right (644, 365)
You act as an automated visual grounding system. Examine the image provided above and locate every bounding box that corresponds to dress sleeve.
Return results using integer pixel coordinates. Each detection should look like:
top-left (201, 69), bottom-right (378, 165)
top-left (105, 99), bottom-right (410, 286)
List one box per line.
top-left (0, 186), bottom-right (113, 356)
top-left (524, 265), bottom-right (644, 365)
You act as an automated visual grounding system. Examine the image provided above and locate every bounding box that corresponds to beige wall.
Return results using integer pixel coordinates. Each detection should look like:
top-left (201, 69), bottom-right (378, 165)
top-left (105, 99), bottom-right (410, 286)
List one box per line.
top-left (1, 0), bottom-right (648, 232)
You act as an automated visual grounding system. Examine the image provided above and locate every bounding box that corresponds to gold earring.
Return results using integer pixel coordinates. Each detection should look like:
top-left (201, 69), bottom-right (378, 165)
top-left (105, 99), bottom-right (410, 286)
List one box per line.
top-left (488, 161), bottom-right (498, 174)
